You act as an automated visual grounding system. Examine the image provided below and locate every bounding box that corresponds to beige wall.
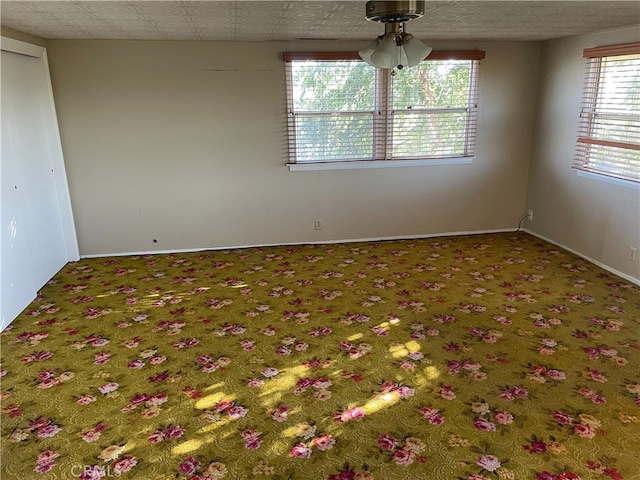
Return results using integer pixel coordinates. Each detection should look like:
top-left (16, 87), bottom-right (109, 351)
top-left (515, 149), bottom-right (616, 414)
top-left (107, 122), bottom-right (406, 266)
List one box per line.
top-left (46, 39), bottom-right (540, 256)
top-left (526, 27), bottom-right (640, 281)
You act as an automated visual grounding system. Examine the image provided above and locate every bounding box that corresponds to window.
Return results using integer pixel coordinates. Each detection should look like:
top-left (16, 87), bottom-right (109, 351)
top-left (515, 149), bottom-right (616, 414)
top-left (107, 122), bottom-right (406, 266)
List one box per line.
top-left (574, 43), bottom-right (640, 183)
top-left (284, 51), bottom-right (484, 168)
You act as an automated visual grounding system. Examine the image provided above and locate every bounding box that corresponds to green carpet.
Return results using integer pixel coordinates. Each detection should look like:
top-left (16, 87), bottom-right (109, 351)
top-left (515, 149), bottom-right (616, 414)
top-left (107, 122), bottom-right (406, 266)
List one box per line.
top-left (1, 233), bottom-right (639, 480)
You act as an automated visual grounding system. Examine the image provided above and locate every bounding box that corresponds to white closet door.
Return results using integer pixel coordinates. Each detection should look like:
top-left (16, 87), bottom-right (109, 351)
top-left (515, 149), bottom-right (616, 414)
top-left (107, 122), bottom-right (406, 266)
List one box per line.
top-left (1, 40), bottom-right (78, 329)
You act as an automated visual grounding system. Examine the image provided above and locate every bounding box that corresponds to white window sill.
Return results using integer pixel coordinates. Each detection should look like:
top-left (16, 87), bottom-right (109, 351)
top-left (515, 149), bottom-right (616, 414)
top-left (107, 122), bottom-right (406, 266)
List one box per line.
top-left (576, 170), bottom-right (640, 190)
top-left (287, 157), bottom-right (473, 171)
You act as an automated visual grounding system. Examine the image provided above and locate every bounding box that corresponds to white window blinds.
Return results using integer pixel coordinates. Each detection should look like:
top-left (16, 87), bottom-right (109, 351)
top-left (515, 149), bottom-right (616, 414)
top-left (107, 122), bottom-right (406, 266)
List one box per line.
top-left (574, 43), bottom-right (640, 183)
top-left (284, 51), bottom-right (484, 165)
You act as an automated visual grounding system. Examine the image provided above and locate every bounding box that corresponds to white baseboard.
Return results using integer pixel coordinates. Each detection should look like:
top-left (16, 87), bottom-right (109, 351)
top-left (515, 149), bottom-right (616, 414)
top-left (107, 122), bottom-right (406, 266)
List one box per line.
top-left (79, 229), bottom-right (639, 286)
top-left (80, 228), bottom-right (519, 259)
top-left (523, 229), bottom-right (640, 286)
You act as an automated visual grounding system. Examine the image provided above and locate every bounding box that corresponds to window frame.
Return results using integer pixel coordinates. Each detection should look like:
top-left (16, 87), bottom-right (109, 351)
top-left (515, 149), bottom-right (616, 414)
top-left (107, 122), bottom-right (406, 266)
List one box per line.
top-left (573, 42), bottom-right (640, 184)
top-left (284, 50), bottom-right (485, 171)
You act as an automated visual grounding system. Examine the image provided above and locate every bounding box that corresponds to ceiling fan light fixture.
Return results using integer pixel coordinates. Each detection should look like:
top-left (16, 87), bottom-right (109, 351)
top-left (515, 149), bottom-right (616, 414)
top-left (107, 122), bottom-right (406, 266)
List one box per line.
top-left (369, 32), bottom-right (400, 69)
top-left (359, 37), bottom-right (381, 64)
top-left (402, 34), bottom-right (433, 67)
top-left (358, 0), bottom-right (431, 70)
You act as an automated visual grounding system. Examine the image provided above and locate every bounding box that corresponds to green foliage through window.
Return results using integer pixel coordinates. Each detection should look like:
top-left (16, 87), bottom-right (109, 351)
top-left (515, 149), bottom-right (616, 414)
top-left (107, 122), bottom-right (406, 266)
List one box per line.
top-left (285, 55), bottom-right (481, 164)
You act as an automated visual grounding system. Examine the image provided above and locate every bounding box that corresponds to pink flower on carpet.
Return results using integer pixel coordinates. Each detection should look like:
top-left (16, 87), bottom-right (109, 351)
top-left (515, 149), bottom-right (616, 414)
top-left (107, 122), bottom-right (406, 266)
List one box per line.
top-left (377, 433), bottom-right (397, 451)
top-left (477, 455), bottom-right (501, 472)
top-left (462, 360), bottom-right (482, 372)
top-left (296, 377), bottom-right (314, 389)
top-left (241, 429), bottom-right (263, 449)
top-left (558, 473), bottom-right (581, 480)
top-left (573, 423), bottom-right (596, 438)
top-left (420, 407), bottom-right (444, 425)
top-left (228, 406), bottom-right (248, 419)
top-left (245, 438), bottom-right (262, 450)
top-left (147, 393), bottom-right (168, 406)
top-left (535, 473), bottom-right (555, 480)
top-left (271, 405), bottom-right (289, 422)
top-left (37, 424), bottom-right (61, 438)
top-left (290, 443), bottom-right (312, 458)
top-left (525, 440), bottom-right (548, 454)
top-left (29, 418), bottom-right (51, 430)
top-left (37, 378), bottom-right (59, 389)
top-left (91, 338), bottom-right (109, 347)
top-left (93, 353), bottom-right (111, 365)
top-left (129, 393), bottom-right (150, 405)
top-left (547, 369), bottom-right (566, 380)
top-left (81, 430), bottom-right (101, 443)
top-left (438, 385), bottom-right (456, 400)
top-left (392, 448), bottom-right (416, 466)
top-left (499, 385), bottom-right (528, 400)
top-left (247, 378), bottom-right (264, 388)
top-left (38, 369), bottom-right (55, 380)
top-left (588, 369), bottom-right (608, 383)
top-left (112, 455), bottom-right (137, 475)
top-left (493, 410), bottom-right (514, 425)
top-left (473, 418), bottom-right (496, 431)
top-left (179, 456), bottom-right (201, 475)
top-left (342, 407), bottom-right (365, 422)
top-left (407, 351), bottom-right (424, 360)
top-left (313, 377), bottom-right (331, 389)
top-left (34, 461), bottom-right (56, 473)
top-left (127, 359), bottom-right (145, 369)
top-left (241, 429), bottom-right (261, 441)
top-left (147, 430), bottom-right (165, 443)
top-left (98, 382), bottom-right (119, 395)
top-left (149, 355), bottom-right (166, 365)
top-left (312, 434), bottom-right (336, 451)
top-left (553, 410), bottom-right (574, 425)
top-left (164, 425), bottom-right (185, 439)
top-left (197, 355), bottom-right (212, 364)
top-left (37, 450), bottom-right (60, 464)
top-left (202, 363), bottom-right (220, 373)
top-left (214, 400), bottom-right (234, 412)
top-left (261, 367), bottom-right (279, 378)
top-left (396, 386), bottom-right (415, 399)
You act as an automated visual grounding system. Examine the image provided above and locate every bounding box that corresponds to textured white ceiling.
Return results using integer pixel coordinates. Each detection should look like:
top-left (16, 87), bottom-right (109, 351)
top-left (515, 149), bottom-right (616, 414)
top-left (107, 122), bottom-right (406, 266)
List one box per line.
top-left (1, 1), bottom-right (639, 42)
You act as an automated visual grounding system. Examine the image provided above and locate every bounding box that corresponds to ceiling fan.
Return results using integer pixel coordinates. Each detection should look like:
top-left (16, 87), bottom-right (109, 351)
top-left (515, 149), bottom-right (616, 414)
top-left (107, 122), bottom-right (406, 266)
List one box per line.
top-left (358, 0), bottom-right (433, 70)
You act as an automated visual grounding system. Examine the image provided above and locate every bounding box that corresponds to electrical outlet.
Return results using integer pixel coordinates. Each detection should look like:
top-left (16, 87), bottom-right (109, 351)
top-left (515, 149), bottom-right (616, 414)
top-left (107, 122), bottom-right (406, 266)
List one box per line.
top-left (314, 219), bottom-right (322, 230)
top-left (528, 210), bottom-right (534, 221)
top-left (630, 247), bottom-right (637, 262)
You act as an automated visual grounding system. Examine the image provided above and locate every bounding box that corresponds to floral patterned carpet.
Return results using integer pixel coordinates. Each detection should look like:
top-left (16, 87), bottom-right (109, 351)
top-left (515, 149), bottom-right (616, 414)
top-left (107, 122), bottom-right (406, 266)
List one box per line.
top-left (1, 233), bottom-right (639, 480)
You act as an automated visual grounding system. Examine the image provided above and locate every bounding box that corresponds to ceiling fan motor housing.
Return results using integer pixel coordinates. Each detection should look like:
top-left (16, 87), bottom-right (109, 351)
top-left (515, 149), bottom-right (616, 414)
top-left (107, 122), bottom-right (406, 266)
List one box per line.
top-left (365, 0), bottom-right (425, 23)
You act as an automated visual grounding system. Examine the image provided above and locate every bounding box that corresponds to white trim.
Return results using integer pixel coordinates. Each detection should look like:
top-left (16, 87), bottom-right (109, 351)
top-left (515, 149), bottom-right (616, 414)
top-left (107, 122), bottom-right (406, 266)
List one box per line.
top-left (524, 229), bottom-right (640, 286)
top-left (41, 49), bottom-right (80, 261)
top-left (287, 157), bottom-right (473, 171)
top-left (81, 228), bottom-right (516, 258)
top-left (0, 36), bottom-right (44, 58)
top-left (83, 229), bottom-right (639, 286)
top-left (1, 36), bottom-right (80, 262)
top-left (576, 170), bottom-right (640, 190)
